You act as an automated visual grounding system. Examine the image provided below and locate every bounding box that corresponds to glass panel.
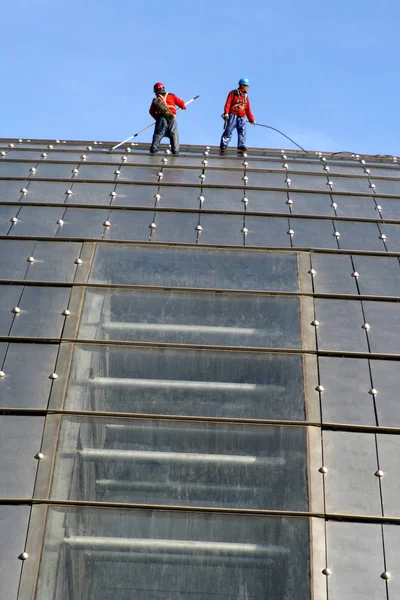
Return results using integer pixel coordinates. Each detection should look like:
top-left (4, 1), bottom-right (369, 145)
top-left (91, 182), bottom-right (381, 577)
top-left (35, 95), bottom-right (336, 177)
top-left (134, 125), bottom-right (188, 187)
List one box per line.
top-left (312, 254), bottom-right (357, 294)
top-left (323, 431), bottom-right (381, 515)
top-left (34, 162), bottom-right (79, 178)
top-left (202, 169), bottom-right (244, 186)
top-left (0, 161), bottom-right (35, 177)
top-left (369, 166), bottom-right (400, 177)
top-left (0, 179), bottom-right (27, 201)
top-left (118, 165), bottom-right (162, 182)
top-left (363, 301), bottom-right (400, 354)
top-left (0, 285), bottom-right (23, 335)
top-left (56, 208), bottom-right (109, 239)
top-left (0, 415), bottom-right (44, 497)
top-left (74, 164), bottom-right (117, 180)
top-left (65, 345), bottom-right (306, 419)
top-left (314, 299), bottom-right (368, 352)
top-left (243, 189), bottom-right (289, 213)
top-left (157, 168), bottom-right (202, 185)
top-left (245, 216), bottom-right (290, 247)
top-left (383, 524), bottom-right (400, 598)
top-left (10, 286), bottom-right (71, 338)
top-left (379, 224), bottom-right (400, 252)
top-left (113, 183), bottom-right (157, 207)
top-left (9, 206), bottom-right (61, 237)
top-left (89, 245), bottom-right (299, 291)
top-left (244, 171), bottom-right (286, 188)
top-left (35, 506), bottom-right (310, 600)
top-left (323, 163), bottom-right (365, 176)
top-left (376, 435), bottom-right (400, 517)
top-left (155, 185), bottom-right (201, 209)
top-left (150, 212), bottom-right (198, 243)
top-left (51, 417), bottom-right (308, 510)
top-left (25, 241), bottom-right (81, 282)
top-left (372, 179), bottom-right (400, 195)
top-left (0, 341), bottom-right (7, 365)
top-left (0, 342), bottom-right (58, 408)
top-left (354, 256), bottom-right (400, 296)
top-left (332, 194), bottom-right (378, 218)
top-left (289, 174), bottom-right (330, 191)
top-left (103, 210), bottom-right (151, 241)
top-left (289, 192), bottom-right (333, 216)
top-left (65, 182), bottom-right (115, 205)
top-left (330, 176), bottom-right (371, 194)
top-left (198, 214), bottom-right (244, 245)
top-left (78, 289), bottom-right (302, 348)
top-left (21, 181), bottom-right (69, 203)
top-left (318, 357), bottom-right (376, 425)
top-left (0, 506), bottom-right (31, 600)
top-left (290, 218), bottom-right (338, 249)
top-left (376, 197), bottom-right (400, 219)
top-left (326, 522), bottom-right (385, 600)
top-left (196, 187), bottom-right (244, 211)
top-left (0, 239), bottom-right (35, 280)
top-left (370, 360), bottom-right (400, 427)
top-left (0, 205), bottom-right (19, 234)
top-left (336, 221), bottom-right (384, 252)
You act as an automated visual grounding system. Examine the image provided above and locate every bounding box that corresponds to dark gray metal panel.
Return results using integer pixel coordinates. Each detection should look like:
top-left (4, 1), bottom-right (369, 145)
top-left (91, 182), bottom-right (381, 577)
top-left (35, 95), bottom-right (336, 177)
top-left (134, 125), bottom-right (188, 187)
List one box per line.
top-left (326, 522), bottom-right (385, 600)
top-left (89, 245), bottom-right (299, 291)
top-left (314, 299), bottom-right (368, 352)
top-left (312, 254), bottom-right (357, 294)
top-left (318, 357), bottom-right (376, 425)
top-left (377, 435), bottom-right (400, 517)
top-left (0, 205), bottom-right (19, 234)
top-left (245, 216), bottom-right (290, 247)
top-left (56, 208), bottom-right (109, 239)
top-left (33, 506), bottom-right (311, 600)
top-left (0, 285), bottom-right (23, 335)
top-left (290, 218), bottom-right (338, 249)
top-left (323, 431), bottom-right (381, 515)
top-left (0, 240), bottom-right (35, 280)
top-left (118, 165), bottom-right (162, 182)
top-left (377, 198), bottom-right (400, 220)
top-left (34, 162), bottom-right (78, 178)
top-left (150, 212), bottom-right (198, 244)
top-left (64, 345), bottom-right (306, 419)
top-left (0, 162), bottom-right (35, 177)
top-left (20, 181), bottom-right (68, 204)
top-left (0, 343), bottom-right (58, 408)
top-left (354, 256), bottom-right (400, 297)
top-left (241, 189), bottom-right (288, 213)
top-left (370, 360), bottom-right (400, 427)
top-left (379, 224), bottom-right (400, 252)
top-left (372, 179), bottom-right (400, 195)
top-left (158, 168), bottom-right (202, 185)
top-left (50, 417), bottom-right (308, 510)
top-left (153, 185), bottom-right (201, 209)
top-left (383, 524), bottom-right (400, 598)
top-left (289, 174), bottom-right (329, 192)
top-left (0, 415), bottom-right (44, 497)
top-left (65, 182), bottom-right (115, 205)
top-left (333, 195), bottom-right (378, 218)
top-left (78, 289), bottom-right (302, 348)
top-left (25, 242), bottom-right (81, 282)
top-left (9, 206), bottom-right (61, 237)
top-left (203, 169), bottom-right (244, 187)
top-left (289, 192), bottom-right (333, 216)
top-left (75, 165), bottom-right (118, 180)
top-left (363, 301), bottom-right (400, 354)
top-left (113, 184), bottom-right (158, 207)
top-left (336, 221), bottom-right (385, 252)
top-left (0, 505), bottom-right (31, 600)
top-left (246, 171), bottom-right (287, 188)
top-left (330, 176), bottom-right (372, 194)
top-left (196, 187), bottom-right (245, 211)
top-left (0, 342), bottom-right (7, 365)
top-left (10, 286), bottom-right (70, 338)
top-left (103, 210), bottom-right (152, 241)
top-left (0, 179), bottom-right (26, 201)
top-left (198, 214), bottom-right (243, 246)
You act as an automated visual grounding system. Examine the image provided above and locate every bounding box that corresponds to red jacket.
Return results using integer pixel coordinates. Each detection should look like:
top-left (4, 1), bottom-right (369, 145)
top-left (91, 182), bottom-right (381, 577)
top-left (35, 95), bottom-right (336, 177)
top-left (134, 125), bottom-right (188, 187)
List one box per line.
top-left (224, 89), bottom-right (255, 123)
top-left (149, 93), bottom-right (186, 119)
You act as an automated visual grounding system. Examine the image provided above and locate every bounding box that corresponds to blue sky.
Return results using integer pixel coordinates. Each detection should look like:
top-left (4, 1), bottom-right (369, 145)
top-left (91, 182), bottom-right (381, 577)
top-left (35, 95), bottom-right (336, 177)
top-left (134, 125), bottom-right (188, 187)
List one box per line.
top-left (2, 0), bottom-right (399, 154)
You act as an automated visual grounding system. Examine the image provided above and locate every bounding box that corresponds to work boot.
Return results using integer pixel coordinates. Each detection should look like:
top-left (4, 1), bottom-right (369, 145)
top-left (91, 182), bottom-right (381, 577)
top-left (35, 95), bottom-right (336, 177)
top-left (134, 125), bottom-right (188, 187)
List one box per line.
top-left (219, 147), bottom-right (226, 156)
top-left (237, 147), bottom-right (248, 155)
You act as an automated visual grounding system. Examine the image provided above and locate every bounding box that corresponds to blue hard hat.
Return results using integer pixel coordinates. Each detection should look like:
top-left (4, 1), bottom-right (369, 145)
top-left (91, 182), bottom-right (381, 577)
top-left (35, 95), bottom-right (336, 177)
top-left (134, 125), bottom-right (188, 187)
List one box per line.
top-left (238, 77), bottom-right (249, 86)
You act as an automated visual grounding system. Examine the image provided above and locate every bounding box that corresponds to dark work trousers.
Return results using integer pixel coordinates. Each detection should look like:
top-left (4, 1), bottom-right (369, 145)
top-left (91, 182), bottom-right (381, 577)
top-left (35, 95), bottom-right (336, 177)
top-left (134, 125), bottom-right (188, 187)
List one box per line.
top-left (150, 116), bottom-right (179, 154)
top-left (220, 114), bottom-right (247, 149)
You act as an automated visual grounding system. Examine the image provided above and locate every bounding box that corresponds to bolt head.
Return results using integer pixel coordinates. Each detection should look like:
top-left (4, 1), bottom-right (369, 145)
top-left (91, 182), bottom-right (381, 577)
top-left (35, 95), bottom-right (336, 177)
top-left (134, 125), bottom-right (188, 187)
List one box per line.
top-left (81, 154), bottom-right (87, 160)
top-left (369, 388), bottom-right (378, 395)
top-left (286, 178), bottom-right (291, 184)
top-left (376, 205), bottom-right (382, 211)
top-left (316, 385), bottom-right (325, 392)
top-left (50, 373), bottom-right (58, 380)
top-left (242, 227), bottom-right (248, 234)
top-left (162, 157), bottom-right (168, 164)
top-left (165, 149), bottom-right (171, 154)
top-left (75, 258), bottom-right (83, 265)
top-left (283, 163), bottom-right (289, 169)
top-left (319, 466), bottom-right (328, 474)
top-left (206, 146), bottom-right (211, 150)
top-left (110, 191), bottom-right (117, 197)
top-left (158, 172), bottom-right (163, 178)
top-left (380, 234), bottom-right (387, 240)
top-left (333, 231), bottom-right (340, 237)
top-left (154, 193), bottom-right (161, 201)
top-left (195, 225), bottom-right (203, 231)
top-left (87, 146), bottom-right (92, 151)
top-left (199, 195), bottom-right (205, 203)
top-left (30, 167), bottom-right (36, 173)
top-left (27, 256), bottom-right (35, 263)
top-left (19, 552), bottom-right (29, 561)
top-left (200, 174), bottom-right (206, 179)
top-left (370, 183), bottom-right (376, 188)
top-left (41, 153), bottom-right (47, 158)
top-left (362, 323), bottom-right (371, 330)
top-left (12, 307), bottom-right (20, 314)
top-left (287, 229), bottom-right (294, 235)
top-left (311, 320), bottom-right (320, 327)
top-left (149, 222), bottom-right (156, 229)
top-left (103, 221), bottom-right (111, 227)
top-left (381, 571), bottom-right (391, 580)
top-left (327, 180), bottom-right (333, 187)
top-left (63, 309), bottom-right (71, 316)
top-left (9, 143), bottom-right (14, 148)
top-left (308, 269), bottom-right (316, 276)
top-left (0, 371), bottom-right (5, 378)
top-left (375, 470), bottom-right (384, 478)
top-left (331, 202), bottom-right (338, 209)
top-left (202, 159), bottom-right (208, 166)
top-left (72, 168), bottom-right (79, 175)
top-left (66, 189), bottom-right (72, 195)
top-left (1, 151), bottom-right (6, 156)
top-left (35, 452), bottom-right (44, 460)
top-left (114, 170), bottom-right (120, 176)
top-left (203, 150), bottom-right (209, 156)
top-left (351, 271), bottom-right (359, 278)
top-left (11, 217), bottom-right (18, 223)
top-left (286, 199), bottom-right (293, 205)
top-left (122, 156), bottom-right (127, 162)
top-left (242, 197), bottom-right (248, 204)
top-left (243, 161), bottom-right (248, 167)
top-left (322, 567), bottom-right (332, 576)
top-left (57, 219), bottom-right (64, 226)
top-left (126, 147), bottom-right (131, 152)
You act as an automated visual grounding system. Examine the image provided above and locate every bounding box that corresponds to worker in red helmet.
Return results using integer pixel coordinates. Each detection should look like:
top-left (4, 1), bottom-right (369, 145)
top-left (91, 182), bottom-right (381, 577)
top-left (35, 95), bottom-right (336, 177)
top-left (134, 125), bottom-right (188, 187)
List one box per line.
top-left (149, 83), bottom-right (186, 154)
top-left (220, 78), bottom-right (256, 155)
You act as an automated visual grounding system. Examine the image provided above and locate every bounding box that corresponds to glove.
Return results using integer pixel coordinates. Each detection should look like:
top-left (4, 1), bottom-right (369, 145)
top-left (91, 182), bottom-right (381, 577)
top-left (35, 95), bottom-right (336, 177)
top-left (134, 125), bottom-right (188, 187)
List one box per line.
top-left (251, 121), bottom-right (256, 125)
top-left (221, 114), bottom-right (229, 120)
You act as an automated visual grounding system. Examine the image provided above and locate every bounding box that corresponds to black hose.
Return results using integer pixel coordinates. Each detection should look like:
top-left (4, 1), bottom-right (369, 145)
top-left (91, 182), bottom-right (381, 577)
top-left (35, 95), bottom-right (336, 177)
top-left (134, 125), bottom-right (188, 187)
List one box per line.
top-left (254, 123), bottom-right (309, 154)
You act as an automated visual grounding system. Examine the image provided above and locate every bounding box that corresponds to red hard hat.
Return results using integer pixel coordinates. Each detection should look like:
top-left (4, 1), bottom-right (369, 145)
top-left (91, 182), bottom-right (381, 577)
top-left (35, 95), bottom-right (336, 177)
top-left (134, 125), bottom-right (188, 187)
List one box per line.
top-left (153, 82), bottom-right (164, 92)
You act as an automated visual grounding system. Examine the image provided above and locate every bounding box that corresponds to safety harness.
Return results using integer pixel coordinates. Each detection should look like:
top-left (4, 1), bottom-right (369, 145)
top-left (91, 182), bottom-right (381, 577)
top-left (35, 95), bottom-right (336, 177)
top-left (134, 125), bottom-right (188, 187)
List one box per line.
top-left (230, 89), bottom-right (248, 112)
top-left (153, 93), bottom-right (176, 122)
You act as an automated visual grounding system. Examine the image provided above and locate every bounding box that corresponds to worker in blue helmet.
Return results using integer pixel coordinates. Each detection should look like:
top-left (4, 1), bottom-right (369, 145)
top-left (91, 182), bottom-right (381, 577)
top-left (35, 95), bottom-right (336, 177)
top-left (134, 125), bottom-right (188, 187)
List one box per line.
top-left (220, 78), bottom-right (256, 155)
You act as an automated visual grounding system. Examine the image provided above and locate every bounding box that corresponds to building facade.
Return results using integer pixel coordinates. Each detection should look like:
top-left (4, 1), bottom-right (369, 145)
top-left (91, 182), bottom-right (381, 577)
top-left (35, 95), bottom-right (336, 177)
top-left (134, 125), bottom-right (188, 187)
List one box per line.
top-left (1, 138), bottom-right (400, 599)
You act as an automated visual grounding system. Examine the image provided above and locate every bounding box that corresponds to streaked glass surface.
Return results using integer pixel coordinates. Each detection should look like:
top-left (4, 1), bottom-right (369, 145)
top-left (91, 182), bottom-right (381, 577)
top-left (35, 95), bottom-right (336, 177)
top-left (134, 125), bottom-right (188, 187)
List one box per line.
top-left (0, 239), bottom-right (35, 280)
top-left (10, 286), bottom-right (71, 338)
top-left (78, 289), bottom-right (302, 348)
top-left (311, 254), bottom-right (357, 294)
top-left (25, 241), bottom-right (81, 282)
top-left (0, 285), bottom-right (23, 335)
top-left (9, 206), bottom-right (61, 237)
top-left (314, 299), bottom-right (368, 352)
top-left (0, 506), bottom-right (31, 600)
top-left (64, 345), bottom-right (306, 419)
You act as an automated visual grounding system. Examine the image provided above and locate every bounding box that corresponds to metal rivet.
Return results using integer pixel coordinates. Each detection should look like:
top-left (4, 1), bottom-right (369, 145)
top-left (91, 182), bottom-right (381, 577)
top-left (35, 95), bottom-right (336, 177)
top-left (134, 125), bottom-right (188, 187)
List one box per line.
top-left (48, 144), bottom-right (53, 149)
top-left (327, 180), bottom-right (333, 187)
top-left (114, 170), bottom-right (120, 176)
top-left (311, 320), bottom-right (320, 327)
top-left (12, 307), bottom-right (20, 314)
top-left (243, 161), bottom-right (248, 167)
top-left (87, 146), bottom-right (92, 151)
top-left (27, 256), bottom-right (35, 263)
top-left (286, 198), bottom-right (293, 205)
top-left (9, 143), bottom-right (14, 148)
top-left (242, 196), bottom-right (248, 204)
top-left (50, 373), bottom-right (58, 380)
top-left (242, 227), bottom-right (248, 234)
top-left (287, 229), bottom-right (294, 236)
top-left (370, 183), bottom-right (375, 188)
top-left (94, 141), bottom-right (98, 145)
top-left (316, 385), bottom-right (325, 392)
top-left (369, 388), bottom-right (378, 396)
top-left (331, 202), bottom-right (338, 209)
top-left (41, 152), bottom-right (47, 158)
top-left (196, 225), bottom-right (203, 231)
top-left (381, 571), bottom-right (391, 580)
top-left (18, 139), bottom-right (23, 143)
top-left (11, 217), bottom-right (18, 223)
top-left (376, 205), bottom-right (382, 211)
top-left (203, 150), bottom-right (209, 156)
top-left (375, 470), bottom-right (384, 478)
top-left (380, 234), bottom-right (387, 240)
top-left (242, 176), bottom-right (248, 181)
top-left (75, 258), bottom-right (83, 265)
top-left (72, 168), bottom-right (79, 175)
top-left (56, 140), bottom-right (61, 144)
top-left (19, 552), bottom-right (29, 561)
top-left (199, 195), bottom-right (205, 203)
top-left (206, 146), bottom-right (211, 150)
top-left (165, 149), bottom-right (171, 154)
top-left (322, 567), bottom-right (332, 576)
top-left (319, 466), bottom-right (328, 474)
top-left (333, 231), bottom-right (340, 237)
top-left (321, 156), bottom-right (326, 162)
top-left (35, 452), bottom-right (44, 460)
top-left (283, 163), bottom-right (289, 170)
top-left (393, 157), bottom-right (398, 163)
top-left (162, 157), bottom-right (168, 164)
top-left (57, 219), bottom-right (64, 226)
top-left (110, 191), bottom-right (117, 197)
top-left (103, 220), bottom-right (111, 227)
top-left (81, 154), bottom-right (87, 160)
top-left (30, 167), bottom-right (36, 173)
top-left (0, 371), bottom-right (5, 378)
top-left (62, 309), bottom-right (71, 316)
top-left (352, 271), bottom-right (359, 278)
top-left (158, 172), bottom-right (164, 178)
top-left (1, 151), bottom-right (6, 156)
top-left (202, 159), bottom-right (208, 166)
top-left (122, 156), bottom-right (127, 162)
top-left (355, 154), bottom-right (360, 159)
top-left (149, 222), bottom-right (156, 229)
top-left (324, 165), bottom-right (330, 172)
top-left (243, 152), bottom-right (248, 158)
top-left (66, 189), bottom-right (72, 195)
top-left (364, 168), bottom-right (371, 174)
top-left (308, 269), bottom-right (316, 276)
top-left (154, 193), bottom-right (161, 201)
top-left (362, 323), bottom-right (371, 330)
top-left (126, 147), bottom-right (131, 152)
top-left (200, 174), bottom-right (206, 179)
top-left (285, 178), bottom-right (291, 184)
